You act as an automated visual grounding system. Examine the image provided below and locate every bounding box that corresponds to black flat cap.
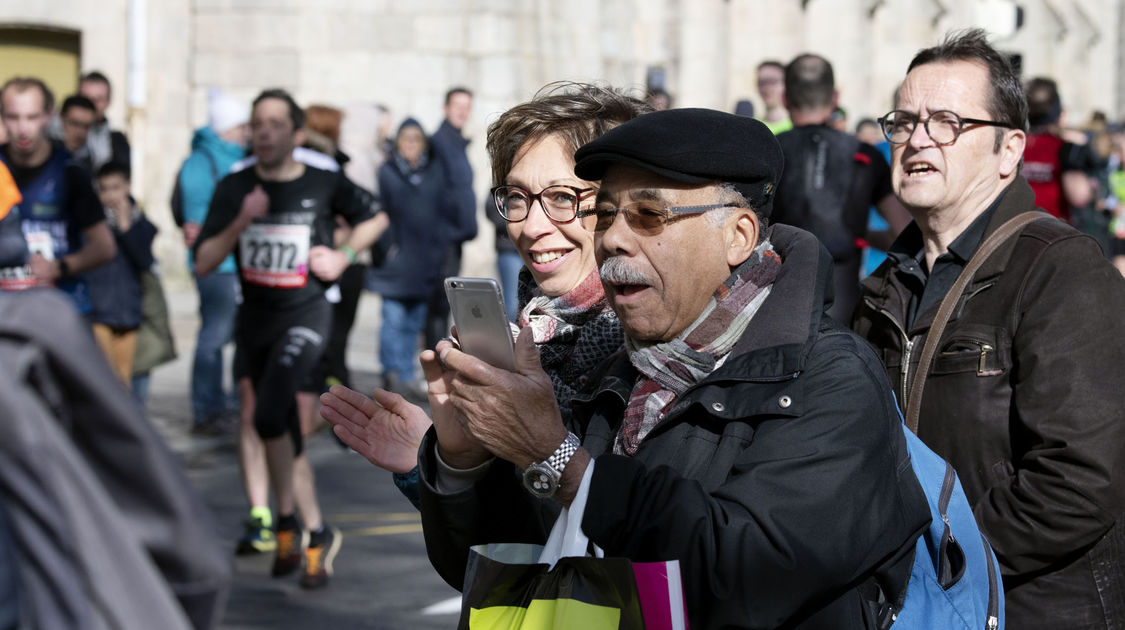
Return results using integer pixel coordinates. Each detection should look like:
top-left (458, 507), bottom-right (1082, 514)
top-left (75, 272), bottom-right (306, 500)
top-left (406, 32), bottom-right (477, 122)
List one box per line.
top-left (574, 107), bottom-right (784, 217)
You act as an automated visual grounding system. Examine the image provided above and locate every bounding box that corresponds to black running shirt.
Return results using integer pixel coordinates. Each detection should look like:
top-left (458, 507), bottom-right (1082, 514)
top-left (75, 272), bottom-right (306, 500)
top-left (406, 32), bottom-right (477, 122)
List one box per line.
top-left (199, 166), bottom-right (379, 310)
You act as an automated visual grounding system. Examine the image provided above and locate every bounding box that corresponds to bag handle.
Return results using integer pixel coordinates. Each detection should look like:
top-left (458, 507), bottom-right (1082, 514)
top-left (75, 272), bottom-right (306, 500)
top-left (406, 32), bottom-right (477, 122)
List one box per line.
top-left (538, 462), bottom-right (598, 568)
top-left (904, 211), bottom-right (1052, 434)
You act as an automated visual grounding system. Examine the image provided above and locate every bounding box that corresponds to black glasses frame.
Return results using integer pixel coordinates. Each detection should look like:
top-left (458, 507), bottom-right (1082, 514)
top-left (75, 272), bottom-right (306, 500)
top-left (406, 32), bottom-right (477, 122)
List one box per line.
top-left (490, 185), bottom-right (596, 223)
top-left (877, 109), bottom-right (1013, 146)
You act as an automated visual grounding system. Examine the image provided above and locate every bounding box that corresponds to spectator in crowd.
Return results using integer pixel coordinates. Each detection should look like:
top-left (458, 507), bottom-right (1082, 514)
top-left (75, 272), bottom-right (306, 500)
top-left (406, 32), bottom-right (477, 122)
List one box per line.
top-left (855, 117), bottom-right (883, 145)
top-left (416, 107), bottom-right (930, 629)
top-left (756, 60), bottom-right (792, 134)
top-left (853, 29), bottom-right (1125, 628)
top-left (321, 83), bottom-right (648, 507)
top-left (57, 94), bottom-right (97, 174)
top-left (77, 71), bottom-right (130, 171)
top-left (772, 53), bottom-right (908, 321)
top-left (178, 87), bottom-right (250, 436)
top-left (425, 86), bottom-right (478, 352)
top-left (1021, 76), bottom-right (1093, 223)
top-left (303, 104), bottom-right (348, 166)
top-left (365, 118), bottom-right (450, 401)
top-left (87, 162), bottom-right (156, 387)
top-left (0, 287), bottom-right (230, 630)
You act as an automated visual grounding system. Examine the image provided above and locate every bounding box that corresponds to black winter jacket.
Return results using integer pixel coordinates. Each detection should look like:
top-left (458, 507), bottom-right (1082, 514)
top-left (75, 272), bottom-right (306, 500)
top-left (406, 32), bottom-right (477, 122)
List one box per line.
top-left (366, 152), bottom-right (452, 301)
top-left (419, 224), bottom-right (930, 629)
top-left (853, 177), bottom-right (1125, 629)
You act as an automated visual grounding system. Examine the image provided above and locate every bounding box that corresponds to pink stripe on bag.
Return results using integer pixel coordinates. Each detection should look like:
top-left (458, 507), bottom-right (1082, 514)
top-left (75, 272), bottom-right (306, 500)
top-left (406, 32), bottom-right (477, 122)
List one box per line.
top-left (633, 560), bottom-right (689, 630)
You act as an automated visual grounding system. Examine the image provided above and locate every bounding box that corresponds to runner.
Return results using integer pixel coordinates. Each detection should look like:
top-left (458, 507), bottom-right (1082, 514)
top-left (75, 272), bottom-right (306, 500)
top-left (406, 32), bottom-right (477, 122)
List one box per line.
top-left (0, 77), bottom-right (115, 310)
top-left (194, 88), bottom-right (387, 589)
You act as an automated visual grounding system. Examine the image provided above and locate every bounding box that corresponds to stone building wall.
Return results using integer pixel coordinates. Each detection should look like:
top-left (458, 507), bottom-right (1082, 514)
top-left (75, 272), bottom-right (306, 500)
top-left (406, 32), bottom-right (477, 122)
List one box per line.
top-left (0, 0), bottom-right (1120, 280)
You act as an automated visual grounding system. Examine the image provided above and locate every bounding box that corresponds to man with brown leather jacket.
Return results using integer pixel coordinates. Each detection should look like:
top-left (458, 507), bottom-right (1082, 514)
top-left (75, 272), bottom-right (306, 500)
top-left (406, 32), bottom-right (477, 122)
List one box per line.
top-left (853, 29), bottom-right (1125, 628)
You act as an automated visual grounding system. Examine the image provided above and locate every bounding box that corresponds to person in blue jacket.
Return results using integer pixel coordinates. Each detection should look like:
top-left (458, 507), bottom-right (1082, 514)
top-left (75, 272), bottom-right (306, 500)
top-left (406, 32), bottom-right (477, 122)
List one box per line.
top-left (366, 118), bottom-right (453, 400)
top-left (178, 87), bottom-right (249, 435)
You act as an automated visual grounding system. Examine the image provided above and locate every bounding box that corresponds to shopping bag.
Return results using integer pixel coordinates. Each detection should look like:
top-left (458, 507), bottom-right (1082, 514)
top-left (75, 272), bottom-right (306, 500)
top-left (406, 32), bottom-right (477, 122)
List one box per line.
top-left (632, 560), bottom-right (687, 630)
top-left (459, 462), bottom-right (688, 630)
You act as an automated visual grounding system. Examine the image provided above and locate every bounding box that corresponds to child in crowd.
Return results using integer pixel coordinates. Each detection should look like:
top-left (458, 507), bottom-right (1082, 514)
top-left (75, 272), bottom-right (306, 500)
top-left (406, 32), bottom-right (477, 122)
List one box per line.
top-left (87, 162), bottom-right (156, 387)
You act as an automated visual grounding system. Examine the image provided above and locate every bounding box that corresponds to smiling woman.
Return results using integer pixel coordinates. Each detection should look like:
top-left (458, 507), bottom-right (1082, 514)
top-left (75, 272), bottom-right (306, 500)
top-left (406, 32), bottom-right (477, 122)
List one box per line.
top-left (319, 82), bottom-right (651, 506)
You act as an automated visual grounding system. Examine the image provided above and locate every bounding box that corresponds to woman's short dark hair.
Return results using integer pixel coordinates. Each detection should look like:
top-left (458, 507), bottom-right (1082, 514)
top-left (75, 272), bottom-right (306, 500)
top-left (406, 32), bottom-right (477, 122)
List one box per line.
top-left (486, 82), bottom-right (651, 186)
top-left (906, 28), bottom-right (1028, 151)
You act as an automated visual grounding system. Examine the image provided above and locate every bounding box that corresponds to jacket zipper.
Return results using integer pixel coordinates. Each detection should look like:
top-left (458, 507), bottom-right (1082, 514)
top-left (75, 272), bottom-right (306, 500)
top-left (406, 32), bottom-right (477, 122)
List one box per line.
top-left (940, 340), bottom-right (1000, 376)
top-left (864, 298), bottom-right (917, 406)
top-left (981, 534), bottom-right (1000, 630)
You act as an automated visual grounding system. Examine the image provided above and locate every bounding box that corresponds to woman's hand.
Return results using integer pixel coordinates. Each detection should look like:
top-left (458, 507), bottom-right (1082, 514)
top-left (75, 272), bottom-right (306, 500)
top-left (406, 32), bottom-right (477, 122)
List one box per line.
top-left (319, 384), bottom-right (432, 474)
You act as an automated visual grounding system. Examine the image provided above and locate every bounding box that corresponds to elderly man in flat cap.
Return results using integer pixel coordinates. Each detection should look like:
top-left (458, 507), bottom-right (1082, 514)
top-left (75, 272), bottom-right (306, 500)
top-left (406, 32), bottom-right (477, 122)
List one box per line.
top-left (416, 108), bottom-right (930, 629)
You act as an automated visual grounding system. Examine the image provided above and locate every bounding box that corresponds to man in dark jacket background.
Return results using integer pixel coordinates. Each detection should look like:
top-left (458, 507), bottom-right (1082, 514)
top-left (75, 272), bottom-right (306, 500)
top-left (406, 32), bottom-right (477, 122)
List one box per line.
top-left (417, 108), bottom-right (930, 629)
top-left (853, 29), bottom-right (1125, 628)
top-left (425, 86), bottom-right (478, 349)
top-left (771, 53), bottom-right (908, 322)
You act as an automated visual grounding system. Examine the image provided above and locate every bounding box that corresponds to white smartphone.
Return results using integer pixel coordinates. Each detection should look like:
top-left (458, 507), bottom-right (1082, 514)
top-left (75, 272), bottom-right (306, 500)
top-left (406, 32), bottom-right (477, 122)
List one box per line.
top-left (444, 277), bottom-right (517, 371)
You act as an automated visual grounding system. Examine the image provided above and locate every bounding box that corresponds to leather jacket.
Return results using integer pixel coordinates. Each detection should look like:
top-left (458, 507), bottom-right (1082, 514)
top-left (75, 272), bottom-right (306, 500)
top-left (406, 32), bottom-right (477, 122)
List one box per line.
top-left (853, 177), bottom-right (1125, 629)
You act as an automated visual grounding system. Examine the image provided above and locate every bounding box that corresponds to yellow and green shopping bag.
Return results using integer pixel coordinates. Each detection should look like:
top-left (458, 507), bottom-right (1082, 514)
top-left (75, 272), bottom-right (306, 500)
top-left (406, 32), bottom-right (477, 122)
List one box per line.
top-left (458, 463), bottom-right (688, 630)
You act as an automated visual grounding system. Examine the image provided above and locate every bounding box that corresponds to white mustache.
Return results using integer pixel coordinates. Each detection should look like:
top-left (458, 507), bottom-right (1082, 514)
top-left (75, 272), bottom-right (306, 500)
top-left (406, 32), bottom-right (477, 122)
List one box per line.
top-left (599, 257), bottom-right (651, 286)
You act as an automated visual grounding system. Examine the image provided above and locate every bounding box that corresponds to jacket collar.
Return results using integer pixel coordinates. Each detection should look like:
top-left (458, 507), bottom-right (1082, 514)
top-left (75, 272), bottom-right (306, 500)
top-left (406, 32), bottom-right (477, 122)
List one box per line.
top-left (436, 119), bottom-right (469, 147)
top-left (860, 175), bottom-right (1039, 325)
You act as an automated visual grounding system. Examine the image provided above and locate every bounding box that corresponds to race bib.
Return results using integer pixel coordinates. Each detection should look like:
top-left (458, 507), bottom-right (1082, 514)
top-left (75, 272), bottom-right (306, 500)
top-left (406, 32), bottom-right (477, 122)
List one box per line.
top-left (26, 230), bottom-right (53, 260)
top-left (239, 223), bottom-right (311, 288)
top-left (0, 231), bottom-right (54, 291)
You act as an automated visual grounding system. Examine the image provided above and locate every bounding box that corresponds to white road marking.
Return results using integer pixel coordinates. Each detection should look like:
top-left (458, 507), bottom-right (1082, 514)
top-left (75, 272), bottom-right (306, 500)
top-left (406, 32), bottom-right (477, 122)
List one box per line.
top-left (422, 596), bottom-right (462, 615)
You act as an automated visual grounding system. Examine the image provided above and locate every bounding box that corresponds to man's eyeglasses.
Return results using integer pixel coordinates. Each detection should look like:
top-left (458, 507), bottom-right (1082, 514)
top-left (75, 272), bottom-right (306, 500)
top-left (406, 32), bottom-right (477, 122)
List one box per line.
top-left (577, 202), bottom-right (742, 236)
top-left (877, 110), bottom-right (1012, 146)
top-left (491, 185), bottom-right (596, 223)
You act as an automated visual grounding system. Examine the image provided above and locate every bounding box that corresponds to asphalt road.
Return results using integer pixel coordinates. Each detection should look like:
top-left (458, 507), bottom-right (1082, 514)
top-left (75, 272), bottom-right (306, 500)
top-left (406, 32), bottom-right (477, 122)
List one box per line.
top-left (147, 284), bottom-right (463, 629)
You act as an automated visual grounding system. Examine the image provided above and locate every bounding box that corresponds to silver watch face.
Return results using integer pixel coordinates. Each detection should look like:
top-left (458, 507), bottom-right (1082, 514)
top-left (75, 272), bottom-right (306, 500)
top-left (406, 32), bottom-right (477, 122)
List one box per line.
top-left (523, 462), bottom-right (560, 498)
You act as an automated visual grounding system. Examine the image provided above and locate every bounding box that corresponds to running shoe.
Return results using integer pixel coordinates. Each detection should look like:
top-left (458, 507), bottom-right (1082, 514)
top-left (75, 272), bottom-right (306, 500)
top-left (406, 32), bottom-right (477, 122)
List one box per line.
top-left (299, 526), bottom-right (342, 589)
top-left (271, 523), bottom-right (308, 577)
top-left (235, 508), bottom-right (276, 555)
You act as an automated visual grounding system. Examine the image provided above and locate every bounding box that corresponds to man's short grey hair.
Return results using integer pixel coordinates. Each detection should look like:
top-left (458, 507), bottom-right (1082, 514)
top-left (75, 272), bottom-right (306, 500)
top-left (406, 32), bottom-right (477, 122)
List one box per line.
top-left (711, 183), bottom-right (768, 244)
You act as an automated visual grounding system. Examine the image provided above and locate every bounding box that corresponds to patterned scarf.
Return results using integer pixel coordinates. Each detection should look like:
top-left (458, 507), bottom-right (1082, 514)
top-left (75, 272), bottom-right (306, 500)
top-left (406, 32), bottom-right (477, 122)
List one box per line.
top-left (516, 267), bottom-right (623, 422)
top-left (392, 150), bottom-right (430, 186)
top-left (615, 239), bottom-right (782, 455)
